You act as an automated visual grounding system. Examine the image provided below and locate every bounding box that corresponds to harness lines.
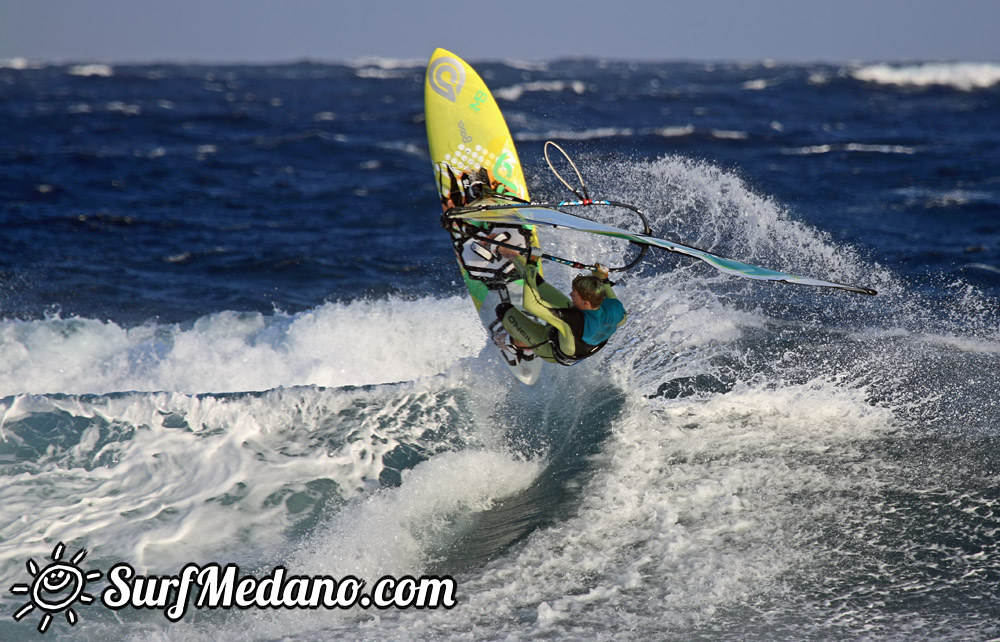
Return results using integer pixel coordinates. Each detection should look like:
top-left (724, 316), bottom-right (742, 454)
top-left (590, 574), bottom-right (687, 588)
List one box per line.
top-left (547, 326), bottom-right (607, 366)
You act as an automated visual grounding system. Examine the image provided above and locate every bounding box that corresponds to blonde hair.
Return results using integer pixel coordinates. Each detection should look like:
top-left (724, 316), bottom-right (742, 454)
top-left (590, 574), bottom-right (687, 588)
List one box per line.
top-left (572, 275), bottom-right (606, 307)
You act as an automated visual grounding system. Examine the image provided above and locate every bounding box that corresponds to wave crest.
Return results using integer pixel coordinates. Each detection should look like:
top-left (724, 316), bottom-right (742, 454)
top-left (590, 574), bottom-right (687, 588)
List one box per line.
top-left (0, 297), bottom-right (484, 396)
top-left (852, 62), bottom-right (1000, 91)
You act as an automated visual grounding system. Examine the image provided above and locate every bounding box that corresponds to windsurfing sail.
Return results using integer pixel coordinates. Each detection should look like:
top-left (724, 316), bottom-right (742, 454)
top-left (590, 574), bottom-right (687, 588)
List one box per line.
top-left (445, 204), bottom-right (878, 296)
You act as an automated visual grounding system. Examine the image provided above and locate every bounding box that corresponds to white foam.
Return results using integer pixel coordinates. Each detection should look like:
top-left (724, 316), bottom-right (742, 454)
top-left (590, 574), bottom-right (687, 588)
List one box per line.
top-left (782, 143), bottom-right (916, 155)
top-left (346, 57), bottom-right (423, 70)
top-left (711, 129), bottom-right (748, 140)
top-left (618, 155), bottom-right (889, 296)
top-left (852, 62), bottom-right (1000, 91)
top-left (808, 71), bottom-right (832, 85)
top-left (892, 186), bottom-right (996, 207)
top-left (331, 382), bottom-right (897, 639)
top-left (503, 59), bottom-right (549, 72)
top-left (654, 125), bottom-right (696, 138)
top-left (354, 67), bottom-right (412, 79)
top-left (107, 101), bottom-right (142, 115)
top-left (0, 393), bottom-right (284, 577)
top-left (742, 78), bottom-right (773, 91)
top-left (68, 64), bottom-right (114, 78)
top-left (1, 57), bottom-right (44, 70)
top-left (964, 262), bottom-right (1000, 275)
top-left (0, 296), bottom-right (485, 396)
top-left (919, 333), bottom-right (1000, 355)
top-left (494, 80), bottom-right (587, 101)
top-left (293, 450), bottom-right (540, 579)
top-left (519, 127), bottom-right (634, 142)
top-left (70, 446), bottom-right (542, 640)
top-left (0, 377), bottom-right (492, 590)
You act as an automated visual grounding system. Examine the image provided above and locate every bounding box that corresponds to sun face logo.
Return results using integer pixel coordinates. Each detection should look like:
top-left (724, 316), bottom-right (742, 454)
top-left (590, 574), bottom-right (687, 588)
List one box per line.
top-left (10, 542), bottom-right (102, 634)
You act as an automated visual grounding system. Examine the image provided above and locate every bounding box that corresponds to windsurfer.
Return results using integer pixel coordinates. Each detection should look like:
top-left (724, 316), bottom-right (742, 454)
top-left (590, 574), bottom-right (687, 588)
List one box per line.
top-left (494, 246), bottom-right (627, 365)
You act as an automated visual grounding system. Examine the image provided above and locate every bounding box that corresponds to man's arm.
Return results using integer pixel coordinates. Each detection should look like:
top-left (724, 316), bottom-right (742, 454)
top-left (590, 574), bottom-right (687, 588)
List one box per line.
top-left (594, 264), bottom-right (627, 327)
top-left (513, 256), bottom-right (577, 355)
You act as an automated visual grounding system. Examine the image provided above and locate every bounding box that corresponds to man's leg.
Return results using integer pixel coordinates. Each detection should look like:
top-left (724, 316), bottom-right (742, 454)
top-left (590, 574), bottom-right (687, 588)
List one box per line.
top-left (499, 304), bottom-right (554, 361)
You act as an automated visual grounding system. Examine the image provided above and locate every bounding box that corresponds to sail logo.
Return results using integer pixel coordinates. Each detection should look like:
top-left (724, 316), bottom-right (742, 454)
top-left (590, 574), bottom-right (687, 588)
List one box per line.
top-left (428, 56), bottom-right (465, 102)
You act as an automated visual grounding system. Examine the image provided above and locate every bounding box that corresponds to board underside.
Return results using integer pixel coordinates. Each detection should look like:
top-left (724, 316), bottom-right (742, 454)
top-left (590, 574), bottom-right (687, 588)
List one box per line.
top-left (424, 48), bottom-right (543, 384)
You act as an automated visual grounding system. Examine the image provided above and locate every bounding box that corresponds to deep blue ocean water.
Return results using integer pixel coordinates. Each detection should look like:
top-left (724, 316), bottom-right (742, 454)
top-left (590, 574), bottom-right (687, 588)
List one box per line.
top-left (1, 56), bottom-right (999, 640)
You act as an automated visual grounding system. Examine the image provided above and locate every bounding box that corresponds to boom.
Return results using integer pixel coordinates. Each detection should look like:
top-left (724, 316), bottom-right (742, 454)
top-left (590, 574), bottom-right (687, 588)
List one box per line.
top-left (445, 201), bottom-right (877, 296)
